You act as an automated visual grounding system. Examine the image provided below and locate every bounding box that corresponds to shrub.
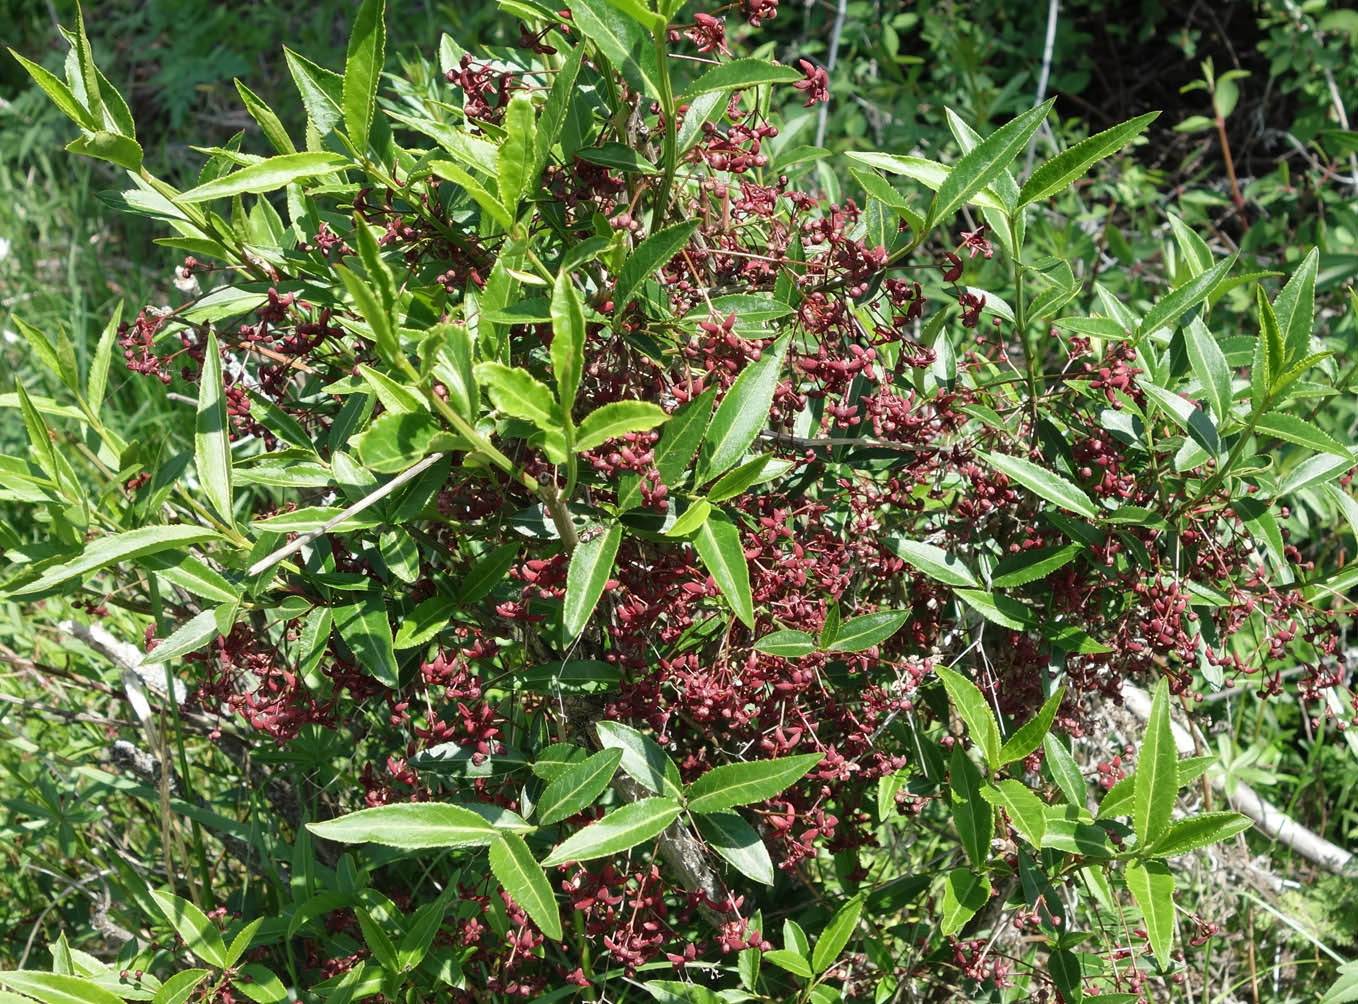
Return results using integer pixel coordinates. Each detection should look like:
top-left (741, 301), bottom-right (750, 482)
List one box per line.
top-left (3, 1), bottom-right (1356, 1002)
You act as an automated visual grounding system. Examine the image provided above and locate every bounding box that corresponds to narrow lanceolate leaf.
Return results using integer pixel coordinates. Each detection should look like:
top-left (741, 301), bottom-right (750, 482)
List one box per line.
top-left (752, 629), bottom-right (817, 658)
top-left (574, 401), bottom-right (669, 452)
top-left (940, 868), bottom-right (989, 936)
top-left (1133, 677), bottom-right (1177, 846)
top-left (596, 720), bottom-right (683, 797)
top-left (196, 330), bottom-right (234, 522)
top-left (1146, 811), bottom-right (1252, 857)
top-left (1125, 859), bottom-right (1176, 967)
top-left (87, 299), bottom-right (123, 421)
top-left (1137, 253), bottom-right (1236, 339)
top-left (151, 890), bottom-right (228, 968)
top-left (235, 79), bottom-right (295, 154)
top-left (1255, 413), bottom-right (1352, 461)
top-left (1044, 734), bottom-right (1086, 806)
top-left (343, 0), bottom-right (386, 156)
top-left (886, 538), bottom-right (978, 588)
top-left (927, 99), bottom-right (1053, 228)
top-left (1048, 949), bottom-right (1084, 1004)
top-left (1017, 112), bottom-right (1158, 207)
top-left (613, 219), bottom-right (701, 321)
top-left (498, 91), bottom-right (537, 216)
top-left (811, 894), bottom-right (865, 975)
top-left (693, 811), bottom-right (774, 884)
top-left (10, 525), bottom-right (225, 598)
top-left (176, 152), bottom-right (348, 202)
top-left (1138, 379), bottom-right (1220, 458)
top-left (1274, 246), bottom-right (1318, 362)
top-left (531, 41), bottom-right (583, 183)
top-left (991, 543), bottom-right (1082, 588)
top-left (0, 970), bottom-right (125, 1004)
top-left (698, 336), bottom-right (789, 482)
top-left (982, 451), bottom-right (1099, 519)
top-left (655, 386), bottom-right (717, 487)
top-left (566, 0), bottom-right (660, 99)
top-left (307, 803), bottom-right (497, 849)
top-left (949, 743), bottom-right (992, 869)
top-left (7, 49), bottom-right (98, 130)
top-left (679, 58), bottom-right (803, 101)
top-left (982, 780), bottom-right (1047, 848)
top-left (562, 524), bottom-right (622, 643)
top-left (537, 747), bottom-right (623, 826)
top-left (489, 832), bottom-right (562, 941)
top-left (935, 666), bottom-right (1001, 770)
top-left (827, 611), bottom-right (909, 652)
top-left (541, 797), bottom-right (683, 866)
top-left (1184, 316), bottom-right (1233, 424)
top-left (685, 753), bottom-right (824, 814)
top-left (334, 590), bottom-right (399, 689)
top-left (691, 512), bottom-right (755, 628)
top-left (551, 269), bottom-right (586, 411)
top-left (998, 687), bottom-right (1065, 766)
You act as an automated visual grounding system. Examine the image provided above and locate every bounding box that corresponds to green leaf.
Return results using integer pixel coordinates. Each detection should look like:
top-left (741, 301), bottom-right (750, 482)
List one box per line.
top-left (1274, 247), bottom-right (1318, 362)
top-left (940, 868), bottom-right (988, 936)
top-left (551, 270), bottom-right (586, 412)
top-left (982, 779), bottom-right (1047, 847)
top-left (87, 300), bottom-right (123, 421)
top-left (7, 48), bottom-right (98, 130)
top-left (334, 590), bottom-right (398, 689)
top-left (679, 58), bottom-right (803, 101)
top-left (691, 512), bottom-right (755, 627)
top-left (151, 889), bottom-right (228, 968)
top-left (343, 0), bottom-right (385, 156)
top-left (981, 450), bottom-right (1099, 519)
top-left (537, 747), bottom-right (623, 826)
top-left (639, 981), bottom-right (722, 1004)
top-left (11, 317), bottom-right (76, 391)
top-left (665, 498), bottom-right (712, 537)
top-left (614, 219), bottom-right (701, 321)
top-left (1146, 811), bottom-right (1251, 857)
top-left (1184, 316), bottom-right (1233, 424)
top-left (541, 797), bottom-right (682, 866)
top-left (396, 890), bottom-right (450, 971)
top-left (1018, 112), bottom-right (1158, 207)
top-left (0, 972), bottom-right (124, 1004)
top-left (489, 832), bottom-right (562, 940)
top-left (811, 894), bottom-right (865, 975)
top-left (457, 542), bottom-right (521, 604)
top-left (595, 720), bottom-right (682, 798)
top-left (148, 607), bottom-right (225, 661)
top-left (352, 411), bottom-right (456, 474)
top-left (336, 264), bottom-right (398, 368)
top-left (66, 130), bottom-right (143, 171)
top-left (1125, 859), bottom-right (1175, 967)
top-left (1138, 379), bottom-right (1220, 458)
top-left (562, 524), bottom-right (622, 643)
top-left (655, 387), bottom-right (717, 487)
top-left (195, 330), bottom-right (234, 522)
top-left (1319, 961), bottom-right (1358, 1004)
top-left (307, 803), bottom-right (497, 849)
top-left (497, 91), bottom-right (537, 215)
top-left (1137, 254), bottom-right (1236, 339)
top-left (693, 811), bottom-right (774, 885)
top-left (234, 79), bottom-right (295, 154)
top-left (707, 453), bottom-right (787, 503)
top-left (1048, 949), bottom-right (1083, 1004)
top-left (567, 0), bottom-right (661, 98)
top-left (151, 969), bottom-right (211, 1004)
top-left (764, 949), bottom-right (813, 979)
top-left (176, 152), bottom-right (348, 202)
top-left (354, 908), bottom-right (398, 972)
top-left (10, 525), bottom-right (225, 598)
top-left (949, 743), bottom-right (992, 868)
top-left (284, 46), bottom-right (344, 134)
top-left (475, 362), bottom-right (563, 433)
top-left (935, 666), bottom-right (1001, 770)
top-left (885, 538), bottom-right (978, 588)
top-left (575, 401), bottom-right (669, 452)
top-left (685, 753), bottom-right (824, 814)
top-left (1133, 677), bottom-right (1177, 846)
top-left (1255, 412), bottom-right (1352, 461)
top-left (428, 161), bottom-right (512, 229)
top-left (926, 100), bottom-right (1053, 229)
top-left (991, 543), bottom-right (1082, 588)
top-left (1043, 734), bottom-right (1086, 805)
top-left (531, 42), bottom-right (583, 182)
top-left (827, 610), bottom-right (908, 652)
top-left (998, 688), bottom-right (1065, 766)
top-left (752, 629), bottom-right (817, 658)
top-left (698, 336), bottom-right (789, 482)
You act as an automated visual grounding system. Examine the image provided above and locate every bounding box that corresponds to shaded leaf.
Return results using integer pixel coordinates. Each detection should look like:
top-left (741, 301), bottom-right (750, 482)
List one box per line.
top-left (489, 832), bottom-right (562, 940)
top-left (562, 524), bottom-right (622, 642)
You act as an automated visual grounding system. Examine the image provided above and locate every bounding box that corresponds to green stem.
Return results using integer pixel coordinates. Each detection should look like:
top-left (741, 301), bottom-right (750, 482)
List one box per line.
top-left (650, 23), bottom-right (679, 233)
top-left (1008, 214), bottom-right (1040, 410)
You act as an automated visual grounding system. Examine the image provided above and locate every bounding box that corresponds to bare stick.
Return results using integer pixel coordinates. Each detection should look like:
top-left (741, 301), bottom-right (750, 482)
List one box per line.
top-left (247, 451), bottom-right (446, 577)
top-left (1024, 0), bottom-right (1061, 178)
top-left (814, 0), bottom-right (849, 150)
